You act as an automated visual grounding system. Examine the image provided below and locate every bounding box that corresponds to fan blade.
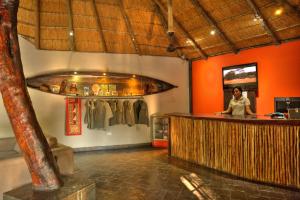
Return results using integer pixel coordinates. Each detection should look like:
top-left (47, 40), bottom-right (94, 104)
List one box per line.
top-left (166, 43), bottom-right (177, 52)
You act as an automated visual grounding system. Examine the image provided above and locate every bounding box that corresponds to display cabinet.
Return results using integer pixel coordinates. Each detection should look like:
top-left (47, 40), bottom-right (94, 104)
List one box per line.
top-left (150, 114), bottom-right (169, 148)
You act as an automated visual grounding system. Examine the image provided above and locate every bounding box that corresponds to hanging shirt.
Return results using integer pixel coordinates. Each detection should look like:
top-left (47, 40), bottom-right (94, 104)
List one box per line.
top-left (84, 99), bottom-right (96, 129)
top-left (133, 100), bottom-right (149, 126)
top-left (94, 100), bottom-right (113, 130)
top-left (123, 100), bottom-right (135, 127)
top-left (108, 100), bottom-right (117, 126)
top-left (108, 100), bottom-right (124, 126)
top-left (115, 100), bottom-right (124, 124)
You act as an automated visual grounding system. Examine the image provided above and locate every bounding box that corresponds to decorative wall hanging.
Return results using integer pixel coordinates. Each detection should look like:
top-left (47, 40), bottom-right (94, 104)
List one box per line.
top-left (65, 98), bottom-right (82, 136)
top-left (26, 71), bottom-right (177, 97)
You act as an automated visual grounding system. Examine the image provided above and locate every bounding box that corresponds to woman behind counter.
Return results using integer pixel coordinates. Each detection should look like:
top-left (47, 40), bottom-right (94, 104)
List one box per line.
top-left (220, 86), bottom-right (255, 115)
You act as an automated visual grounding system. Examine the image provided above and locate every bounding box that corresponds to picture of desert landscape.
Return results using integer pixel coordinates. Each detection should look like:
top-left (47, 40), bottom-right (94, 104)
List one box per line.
top-left (223, 66), bottom-right (257, 85)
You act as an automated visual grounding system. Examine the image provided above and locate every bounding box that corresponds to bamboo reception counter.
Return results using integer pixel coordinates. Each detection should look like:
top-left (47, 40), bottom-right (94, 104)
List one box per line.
top-left (168, 113), bottom-right (300, 189)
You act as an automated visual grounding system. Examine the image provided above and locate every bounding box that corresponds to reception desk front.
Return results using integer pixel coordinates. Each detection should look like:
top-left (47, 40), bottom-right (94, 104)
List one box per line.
top-left (168, 113), bottom-right (300, 189)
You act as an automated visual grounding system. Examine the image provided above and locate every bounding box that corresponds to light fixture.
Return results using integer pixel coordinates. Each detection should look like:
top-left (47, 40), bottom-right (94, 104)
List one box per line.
top-left (69, 30), bottom-right (74, 36)
top-left (210, 30), bottom-right (216, 35)
top-left (132, 74), bottom-right (136, 78)
top-left (274, 8), bottom-right (283, 16)
top-left (253, 14), bottom-right (262, 22)
top-left (72, 75), bottom-right (80, 82)
top-left (102, 72), bottom-right (106, 76)
top-left (74, 71), bottom-right (77, 75)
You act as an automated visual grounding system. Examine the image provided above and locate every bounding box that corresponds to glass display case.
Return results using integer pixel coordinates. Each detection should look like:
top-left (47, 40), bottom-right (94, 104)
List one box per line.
top-left (150, 114), bottom-right (169, 148)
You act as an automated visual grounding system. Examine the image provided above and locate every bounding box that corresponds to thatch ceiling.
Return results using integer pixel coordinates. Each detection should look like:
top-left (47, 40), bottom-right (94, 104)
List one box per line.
top-left (17, 0), bottom-right (300, 60)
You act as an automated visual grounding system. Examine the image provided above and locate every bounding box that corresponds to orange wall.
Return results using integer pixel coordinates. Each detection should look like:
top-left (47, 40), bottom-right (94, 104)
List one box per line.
top-left (192, 40), bottom-right (300, 115)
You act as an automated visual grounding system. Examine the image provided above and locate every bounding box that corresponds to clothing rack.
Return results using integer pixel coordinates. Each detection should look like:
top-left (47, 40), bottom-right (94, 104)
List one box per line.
top-left (64, 96), bottom-right (144, 100)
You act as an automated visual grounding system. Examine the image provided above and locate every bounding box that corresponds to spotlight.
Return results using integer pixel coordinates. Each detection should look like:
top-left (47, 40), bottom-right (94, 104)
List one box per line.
top-left (275, 8), bottom-right (283, 16)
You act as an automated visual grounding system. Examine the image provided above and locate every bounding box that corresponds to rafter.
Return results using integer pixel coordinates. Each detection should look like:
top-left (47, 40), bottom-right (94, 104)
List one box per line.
top-left (34, 0), bottom-right (40, 49)
top-left (246, 0), bottom-right (280, 44)
top-left (147, 7), bottom-right (157, 41)
top-left (66, 0), bottom-right (75, 51)
top-left (189, 0), bottom-right (238, 54)
top-left (92, 0), bottom-right (107, 52)
top-left (117, 0), bottom-right (140, 54)
top-left (152, 0), bottom-right (207, 59)
top-left (154, 5), bottom-right (186, 59)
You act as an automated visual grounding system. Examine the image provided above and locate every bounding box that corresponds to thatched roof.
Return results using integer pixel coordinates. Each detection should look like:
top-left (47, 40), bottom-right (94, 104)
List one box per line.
top-left (17, 0), bottom-right (300, 60)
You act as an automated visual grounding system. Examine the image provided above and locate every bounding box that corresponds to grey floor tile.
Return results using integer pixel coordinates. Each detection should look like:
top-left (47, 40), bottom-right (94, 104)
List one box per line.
top-left (74, 148), bottom-right (300, 200)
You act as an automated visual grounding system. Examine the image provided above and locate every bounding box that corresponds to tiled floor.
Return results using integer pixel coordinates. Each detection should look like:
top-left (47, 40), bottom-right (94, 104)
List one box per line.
top-left (74, 148), bottom-right (300, 200)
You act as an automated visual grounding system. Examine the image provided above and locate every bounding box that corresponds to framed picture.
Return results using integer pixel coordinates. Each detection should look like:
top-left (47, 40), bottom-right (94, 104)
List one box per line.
top-left (83, 86), bottom-right (90, 96)
top-left (100, 84), bottom-right (108, 96)
top-left (65, 98), bottom-right (81, 136)
top-left (222, 62), bottom-right (258, 90)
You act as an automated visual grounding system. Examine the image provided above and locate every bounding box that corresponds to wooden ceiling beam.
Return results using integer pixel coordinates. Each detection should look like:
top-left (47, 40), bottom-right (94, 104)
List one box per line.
top-left (147, 7), bottom-right (157, 41)
top-left (154, 5), bottom-right (186, 59)
top-left (152, 0), bottom-right (207, 59)
top-left (246, 0), bottom-right (280, 44)
top-left (92, 0), bottom-right (107, 52)
top-left (117, 0), bottom-right (140, 55)
top-left (196, 22), bottom-right (300, 51)
top-left (34, 0), bottom-right (40, 49)
top-left (66, 0), bottom-right (76, 51)
top-left (189, 0), bottom-right (238, 54)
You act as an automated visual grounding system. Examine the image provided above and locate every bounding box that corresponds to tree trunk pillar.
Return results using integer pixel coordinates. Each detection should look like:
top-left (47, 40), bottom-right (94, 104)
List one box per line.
top-left (0, 0), bottom-right (63, 190)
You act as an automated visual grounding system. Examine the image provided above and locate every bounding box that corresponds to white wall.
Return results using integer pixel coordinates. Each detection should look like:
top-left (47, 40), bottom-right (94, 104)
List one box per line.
top-left (0, 36), bottom-right (189, 148)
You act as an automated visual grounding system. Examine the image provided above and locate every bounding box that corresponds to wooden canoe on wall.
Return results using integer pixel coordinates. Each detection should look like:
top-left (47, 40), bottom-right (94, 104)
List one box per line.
top-left (26, 71), bottom-right (177, 97)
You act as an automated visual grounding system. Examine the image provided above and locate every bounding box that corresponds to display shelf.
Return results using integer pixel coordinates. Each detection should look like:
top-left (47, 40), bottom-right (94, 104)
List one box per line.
top-left (150, 114), bottom-right (169, 148)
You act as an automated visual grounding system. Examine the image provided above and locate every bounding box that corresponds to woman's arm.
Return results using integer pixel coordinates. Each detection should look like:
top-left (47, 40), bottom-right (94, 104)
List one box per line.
top-left (245, 105), bottom-right (255, 115)
top-left (221, 107), bottom-right (232, 114)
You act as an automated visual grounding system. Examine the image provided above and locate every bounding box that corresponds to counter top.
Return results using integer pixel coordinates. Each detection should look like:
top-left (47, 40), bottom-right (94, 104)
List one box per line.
top-left (168, 113), bottom-right (300, 125)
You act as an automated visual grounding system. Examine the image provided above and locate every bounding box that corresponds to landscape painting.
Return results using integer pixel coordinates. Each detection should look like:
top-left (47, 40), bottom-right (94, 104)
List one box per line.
top-left (222, 63), bottom-right (257, 89)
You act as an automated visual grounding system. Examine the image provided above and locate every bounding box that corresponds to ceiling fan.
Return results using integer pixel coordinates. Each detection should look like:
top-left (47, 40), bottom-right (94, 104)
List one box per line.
top-left (165, 0), bottom-right (191, 53)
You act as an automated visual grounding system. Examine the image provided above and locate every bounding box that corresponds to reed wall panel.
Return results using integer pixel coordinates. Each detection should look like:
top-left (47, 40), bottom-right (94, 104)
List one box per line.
top-left (235, 35), bottom-right (273, 49)
top-left (277, 26), bottom-right (300, 40)
top-left (20, 0), bottom-right (34, 10)
top-left (18, 8), bottom-right (35, 24)
top-left (40, 13), bottom-right (68, 27)
top-left (17, 23), bottom-right (35, 38)
top-left (40, 39), bottom-right (69, 51)
top-left (170, 116), bottom-right (300, 189)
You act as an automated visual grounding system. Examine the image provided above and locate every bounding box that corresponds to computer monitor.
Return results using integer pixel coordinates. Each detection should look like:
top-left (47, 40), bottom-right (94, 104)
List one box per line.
top-left (274, 97), bottom-right (300, 113)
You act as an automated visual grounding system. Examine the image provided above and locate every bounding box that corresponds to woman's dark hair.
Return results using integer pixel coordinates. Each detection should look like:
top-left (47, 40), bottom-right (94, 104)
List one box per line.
top-left (232, 86), bottom-right (242, 93)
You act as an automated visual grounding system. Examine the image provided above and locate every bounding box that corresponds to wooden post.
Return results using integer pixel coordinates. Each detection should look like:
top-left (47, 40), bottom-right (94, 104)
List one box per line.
top-left (0, 0), bottom-right (63, 191)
